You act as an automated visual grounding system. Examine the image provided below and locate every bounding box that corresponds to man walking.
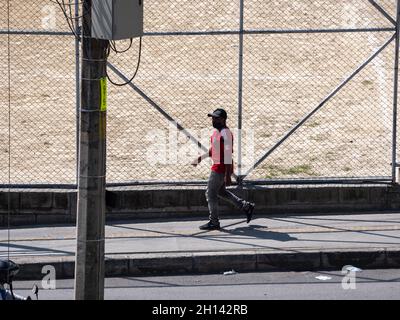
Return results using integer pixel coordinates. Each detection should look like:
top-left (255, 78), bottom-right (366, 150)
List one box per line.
top-left (192, 108), bottom-right (255, 230)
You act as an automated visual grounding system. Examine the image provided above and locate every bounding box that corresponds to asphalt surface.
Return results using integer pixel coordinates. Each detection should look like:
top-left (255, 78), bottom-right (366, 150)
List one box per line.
top-left (10, 269), bottom-right (400, 300)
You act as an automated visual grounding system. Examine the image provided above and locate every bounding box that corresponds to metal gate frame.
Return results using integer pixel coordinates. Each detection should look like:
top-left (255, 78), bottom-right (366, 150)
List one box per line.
top-left (106, 0), bottom-right (400, 186)
top-left (1, 0), bottom-right (400, 188)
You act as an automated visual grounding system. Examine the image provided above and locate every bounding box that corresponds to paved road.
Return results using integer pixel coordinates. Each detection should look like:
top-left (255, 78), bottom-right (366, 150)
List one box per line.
top-left (10, 269), bottom-right (400, 300)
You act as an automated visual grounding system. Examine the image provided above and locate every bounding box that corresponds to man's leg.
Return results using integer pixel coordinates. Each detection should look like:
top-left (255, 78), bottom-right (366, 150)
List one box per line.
top-left (218, 185), bottom-right (244, 210)
top-left (205, 171), bottom-right (225, 225)
top-left (218, 185), bottom-right (255, 223)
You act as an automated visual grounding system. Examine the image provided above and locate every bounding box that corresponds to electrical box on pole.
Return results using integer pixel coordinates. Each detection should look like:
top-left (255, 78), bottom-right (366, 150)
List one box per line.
top-left (92, 0), bottom-right (143, 40)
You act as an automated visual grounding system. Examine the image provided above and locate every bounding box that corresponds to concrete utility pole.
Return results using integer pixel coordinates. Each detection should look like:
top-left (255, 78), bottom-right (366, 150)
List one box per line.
top-left (74, 0), bottom-right (108, 300)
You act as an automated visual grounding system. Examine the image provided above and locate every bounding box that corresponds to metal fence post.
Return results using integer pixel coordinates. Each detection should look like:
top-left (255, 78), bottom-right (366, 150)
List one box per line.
top-left (237, 0), bottom-right (244, 183)
top-left (75, 0), bottom-right (81, 185)
top-left (393, 0), bottom-right (400, 183)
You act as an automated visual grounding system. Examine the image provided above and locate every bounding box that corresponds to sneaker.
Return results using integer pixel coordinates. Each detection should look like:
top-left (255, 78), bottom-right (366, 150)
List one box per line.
top-left (199, 221), bottom-right (221, 230)
top-left (242, 201), bottom-right (255, 223)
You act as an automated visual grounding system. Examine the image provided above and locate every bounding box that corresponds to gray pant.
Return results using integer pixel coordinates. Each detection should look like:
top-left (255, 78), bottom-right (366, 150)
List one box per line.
top-left (205, 171), bottom-right (245, 224)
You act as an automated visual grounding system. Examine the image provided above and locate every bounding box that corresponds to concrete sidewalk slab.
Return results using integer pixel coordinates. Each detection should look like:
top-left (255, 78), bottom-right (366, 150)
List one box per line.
top-left (0, 212), bottom-right (400, 280)
top-left (2, 184), bottom-right (400, 227)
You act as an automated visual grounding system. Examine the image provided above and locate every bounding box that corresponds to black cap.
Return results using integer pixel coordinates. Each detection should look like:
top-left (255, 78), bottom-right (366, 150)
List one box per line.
top-left (207, 108), bottom-right (227, 119)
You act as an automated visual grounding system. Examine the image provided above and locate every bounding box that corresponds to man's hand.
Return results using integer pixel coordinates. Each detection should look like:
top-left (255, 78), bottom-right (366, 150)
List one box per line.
top-left (224, 163), bottom-right (233, 186)
top-left (191, 157), bottom-right (201, 167)
top-left (192, 150), bottom-right (211, 167)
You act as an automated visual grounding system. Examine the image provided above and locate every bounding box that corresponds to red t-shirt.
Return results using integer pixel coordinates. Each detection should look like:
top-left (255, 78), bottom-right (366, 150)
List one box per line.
top-left (210, 127), bottom-right (234, 174)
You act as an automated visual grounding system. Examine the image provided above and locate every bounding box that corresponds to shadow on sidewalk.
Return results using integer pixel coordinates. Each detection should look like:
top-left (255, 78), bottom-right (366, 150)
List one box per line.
top-left (0, 242), bottom-right (73, 256)
top-left (220, 225), bottom-right (298, 242)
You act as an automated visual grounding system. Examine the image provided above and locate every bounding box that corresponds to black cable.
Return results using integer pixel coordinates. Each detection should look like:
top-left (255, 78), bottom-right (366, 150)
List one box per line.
top-left (50, 0), bottom-right (84, 16)
top-left (68, 0), bottom-right (74, 27)
top-left (51, 0), bottom-right (87, 40)
top-left (52, 1), bottom-right (142, 86)
top-left (109, 39), bottom-right (133, 54)
top-left (54, 0), bottom-right (78, 37)
top-left (59, 0), bottom-right (86, 20)
top-left (106, 37), bottom-right (143, 87)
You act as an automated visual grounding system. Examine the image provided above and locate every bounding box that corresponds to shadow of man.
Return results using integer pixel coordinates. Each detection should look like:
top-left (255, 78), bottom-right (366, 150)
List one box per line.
top-left (221, 224), bottom-right (298, 242)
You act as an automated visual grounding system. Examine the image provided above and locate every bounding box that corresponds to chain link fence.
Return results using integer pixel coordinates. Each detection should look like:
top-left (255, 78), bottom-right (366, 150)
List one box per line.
top-left (1, 0), bottom-right (77, 185)
top-left (1, 0), bottom-right (399, 186)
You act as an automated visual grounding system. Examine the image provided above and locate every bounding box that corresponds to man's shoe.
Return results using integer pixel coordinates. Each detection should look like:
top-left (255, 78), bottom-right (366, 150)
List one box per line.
top-left (242, 201), bottom-right (255, 223)
top-left (199, 221), bottom-right (221, 230)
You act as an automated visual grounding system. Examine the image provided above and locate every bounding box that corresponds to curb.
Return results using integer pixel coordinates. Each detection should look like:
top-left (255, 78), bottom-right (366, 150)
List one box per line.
top-left (14, 248), bottom-right (400, 281)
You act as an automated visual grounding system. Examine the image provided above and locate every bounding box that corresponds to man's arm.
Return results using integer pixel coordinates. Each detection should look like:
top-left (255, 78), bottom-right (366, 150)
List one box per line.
top-left (191, 148), bottom-right (211, 167)
top-left (221, 130), bottom-right (233, 185)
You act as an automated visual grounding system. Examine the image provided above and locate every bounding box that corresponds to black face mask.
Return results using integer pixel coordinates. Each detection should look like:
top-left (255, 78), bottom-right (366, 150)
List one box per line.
top-left (213, 122), bottom-right (224, 130)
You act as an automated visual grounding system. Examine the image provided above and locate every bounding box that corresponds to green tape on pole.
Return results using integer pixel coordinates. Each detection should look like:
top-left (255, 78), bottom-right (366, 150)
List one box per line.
top-left (100, 77), bottom-right (107, 111)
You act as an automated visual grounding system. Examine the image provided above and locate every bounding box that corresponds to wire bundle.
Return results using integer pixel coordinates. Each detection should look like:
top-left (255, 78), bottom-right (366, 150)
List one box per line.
top-left (53, 0), bottom-right (142, 86)
top-left (50, 0), bottom-right (84, 39)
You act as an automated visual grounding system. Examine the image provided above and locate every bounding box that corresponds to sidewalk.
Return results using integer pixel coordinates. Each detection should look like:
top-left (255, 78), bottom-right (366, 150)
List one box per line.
top-left (0, 212), bottom-right (400, 280)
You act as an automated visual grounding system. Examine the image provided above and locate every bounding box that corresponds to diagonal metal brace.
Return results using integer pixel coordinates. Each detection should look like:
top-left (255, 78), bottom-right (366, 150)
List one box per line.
top-left (107, 62), bottom-right (208, 152)
top-left (241, 34), bottom-right (396, 180)
top-left (107, 62), bottom-right (239, 181)
top-left (367, 0), bottom-right (396, 26)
